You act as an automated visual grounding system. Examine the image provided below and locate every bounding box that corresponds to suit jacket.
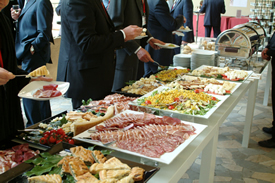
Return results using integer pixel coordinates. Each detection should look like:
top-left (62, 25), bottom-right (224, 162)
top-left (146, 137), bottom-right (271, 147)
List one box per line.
top-left (0, 12), bottom-right (29, 142)
top-left (57, 0), bottom-right (125, 101)
top-left (171, 0), bottom-right (194, 44)
top-left (199, 0), bottom-right (226, 27)
top-left (145, 0), bottom-right (183, 68)
top-left (16, 0), bottom-right (53, 71)
top-left (55, 0), bottom-right (61, 16)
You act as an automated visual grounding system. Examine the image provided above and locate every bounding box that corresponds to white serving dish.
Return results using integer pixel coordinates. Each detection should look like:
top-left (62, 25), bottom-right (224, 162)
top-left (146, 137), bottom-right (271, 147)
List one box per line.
top-left (73, 110), bottom-right (208, 165)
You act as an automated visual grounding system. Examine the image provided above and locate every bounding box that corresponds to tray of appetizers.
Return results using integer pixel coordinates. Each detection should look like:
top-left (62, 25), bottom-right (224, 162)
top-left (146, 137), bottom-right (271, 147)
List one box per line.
top-left (7, 142), bottom-right (159, 183)
top-left (190, 65), bottom-right (253, 82)
top-left (129, 85), bottom-right (227, 119)
top-left (74, 110), bottom-right (207, 164)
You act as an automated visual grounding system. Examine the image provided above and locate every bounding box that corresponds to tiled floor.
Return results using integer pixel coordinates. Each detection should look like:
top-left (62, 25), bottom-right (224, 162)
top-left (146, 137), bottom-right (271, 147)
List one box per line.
top-left (22, 66), bottom-right (275, 183)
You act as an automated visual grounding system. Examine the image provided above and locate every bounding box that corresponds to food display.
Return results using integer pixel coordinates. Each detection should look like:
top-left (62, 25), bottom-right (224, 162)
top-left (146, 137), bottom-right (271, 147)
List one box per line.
top-left (33, 84), bottom-right (62, 98)
top-left (166, 75), bottom-right (236, 95)
top-left (182, 45), bottom-right (193, 54)
top-left (137, 88), bottom-right (219, 115)
top-left (0, 144), bottom-right (39, 174)
top-left (200, 40), bottom-right (215, 51)
top-left (121, 75), bottom-right (164, 95)
top-left (191, 66), bottom-right (250, 81)
top-left (25, 146), bottom-right (147, 183)
top-left (154, 68), bottom-right (189, 82)
top-left (27, 65), bottom-right (50, 77)
top-left (83, 94), bottom-right (137, 115)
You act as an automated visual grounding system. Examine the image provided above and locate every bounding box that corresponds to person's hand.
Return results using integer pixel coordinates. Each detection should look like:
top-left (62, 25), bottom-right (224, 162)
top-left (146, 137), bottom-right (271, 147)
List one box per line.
top-left (261, 48), bottom-right (271, 61)
top-left (10, 7), bottom-right (21, 20)
top-left (123, 25), bottom-right (143, 42)
top-left (149, 38), bottom-right (165, 50)
top-left (136, 48), bottom-right (154, 63)
top-left (31, 76), bottom-right (53, 82)
top-left (183, 16), bottom-right (186, 23)
top-left (0, 68), bottom-right (15, 86)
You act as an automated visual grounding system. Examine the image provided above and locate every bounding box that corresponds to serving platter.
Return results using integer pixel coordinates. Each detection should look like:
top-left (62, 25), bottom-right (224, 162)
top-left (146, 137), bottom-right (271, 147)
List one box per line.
top-left (6, 142), bottom-right (159, 183)
top-left (177, 28), bottom-right (193, 32)
top-left (18, 81), bottom-right (70, 101)
top-left (191, 65), bottom-right (254, 82)
top-left (74, 110), bottom-right (208, 165)
top-left (129, 86), bottom-right (227, 119)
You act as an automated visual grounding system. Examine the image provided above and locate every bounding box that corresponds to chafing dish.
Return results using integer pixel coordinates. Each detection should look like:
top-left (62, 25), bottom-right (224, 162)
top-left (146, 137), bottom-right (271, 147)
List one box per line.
top-left (215, 22), bottom-right (266, 58)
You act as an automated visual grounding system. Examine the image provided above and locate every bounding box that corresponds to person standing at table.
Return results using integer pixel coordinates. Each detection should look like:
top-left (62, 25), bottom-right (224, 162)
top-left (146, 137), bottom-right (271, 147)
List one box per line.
top-left (259, 33), bottom-right (275, 148)
top-left (107, 0), bottom-right (164, 91)
top-left (11, 0), bottom-right (54, 126)
top-left (199, 0), bottom-right (225, 38)
top-left (144, 0), bottom-right (185, 76)
top-left (56, 0), bottom-right (143, 109)
top-left (171, 0), bottom-right (194, 55)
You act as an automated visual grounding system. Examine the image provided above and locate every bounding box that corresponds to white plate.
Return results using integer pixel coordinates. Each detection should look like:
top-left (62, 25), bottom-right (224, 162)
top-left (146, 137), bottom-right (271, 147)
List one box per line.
top-left (129, 86), bottom-right (227, 119)
top-left (74, 110), bottom-right (208, 165)
top-left (135, 35), bottom-right (148, 39)
top-left (177, 28), bottom-right (192, 32)
top-left (172, 31), bottom-right (185, 37)
top-left (18, 81), bottom-right (70, 101)
top-left (154, 43), bottom-right (179, 49)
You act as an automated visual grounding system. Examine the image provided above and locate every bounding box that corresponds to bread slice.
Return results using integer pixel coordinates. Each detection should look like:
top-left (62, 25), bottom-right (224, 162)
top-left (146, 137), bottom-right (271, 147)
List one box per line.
top-left (70, 146), bottom-right (94, 164)
top-left (27, 65), bottom-right (50, 77)
top-left (90, 163), bottom-right (131, 174)
top-left (28, 174), bottom-right (62, 183)
top-left (74, 105), bottom-right (114, 136)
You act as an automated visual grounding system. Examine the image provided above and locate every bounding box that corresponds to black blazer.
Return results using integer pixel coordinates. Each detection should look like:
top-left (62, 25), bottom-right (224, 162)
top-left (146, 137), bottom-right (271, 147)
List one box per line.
top-left (199, 0), bottom-right (226, 27)
top-left (57, 0), bottom-right (125, 101)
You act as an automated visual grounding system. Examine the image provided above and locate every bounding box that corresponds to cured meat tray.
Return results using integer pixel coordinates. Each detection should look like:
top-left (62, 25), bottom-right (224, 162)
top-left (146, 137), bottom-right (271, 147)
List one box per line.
top-left (73, 110), bottom-right (208, 164)
top-left (129, 86), bottom-right (228, 119)
top-left (6, 142), bottom-right (159, 183)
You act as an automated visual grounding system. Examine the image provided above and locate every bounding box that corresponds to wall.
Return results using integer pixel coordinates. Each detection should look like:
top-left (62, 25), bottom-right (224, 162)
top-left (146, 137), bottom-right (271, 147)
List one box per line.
top-left (192, 0), bottom-right (254, 17)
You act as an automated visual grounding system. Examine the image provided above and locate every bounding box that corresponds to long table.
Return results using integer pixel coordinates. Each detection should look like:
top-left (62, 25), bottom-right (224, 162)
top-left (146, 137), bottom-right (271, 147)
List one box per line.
top-left (112, 78), bottom-right (258, 183)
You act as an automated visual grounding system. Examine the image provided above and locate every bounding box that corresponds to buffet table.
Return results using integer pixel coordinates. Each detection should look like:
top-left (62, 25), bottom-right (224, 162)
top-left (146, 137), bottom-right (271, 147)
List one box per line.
top-left (227, 17), bottom-right (250, 29)
top-left (111, 79), bottom-right (258, 183)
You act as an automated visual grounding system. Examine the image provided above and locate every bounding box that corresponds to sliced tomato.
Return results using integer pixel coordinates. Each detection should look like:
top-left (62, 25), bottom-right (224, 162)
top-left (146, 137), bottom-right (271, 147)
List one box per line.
top-left (225, 90), bottom-right (231, 94)
top-left (51, 90), bottom-right (62, 97)
top-left (230, 78), bottom-right (240, 81)
top-left (174, 68), bottom-right (178, 70)
top-left (221, 74), bottom-right (227, 77)
top-left (43, 84), bottom-right (58, 90)
top-left (145, 100), bottom-right (152, 104)
top-left (174, 97), bottom-right (180, 102)
top-left (222, 77), bottom-right (230, 80)
top-left (194, 89), bottom-right (200, 93)
top-left (168, 105), bottom-right (175, 109)
top-left (207, 91), bottom-right (216, 95)
top-left (211, 97), bottom-right (217, 101)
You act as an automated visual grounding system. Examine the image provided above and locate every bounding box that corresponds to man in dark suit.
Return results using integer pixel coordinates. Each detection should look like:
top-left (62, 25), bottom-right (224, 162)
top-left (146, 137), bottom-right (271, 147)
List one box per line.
top-left (144, 0), bottom-right (184, 76)
top-left (56, 0), bottom-right (143, 109)
top-left (108, 0), bottom-right (164, 91)
top-left (11, 0), bottom-right (54, 126)
top-left (259, 33), bottom-right (275, 148)
top-left (199, 0), bottom-right (225, 38)
top-left (171, 0), bottom-right (194, 55)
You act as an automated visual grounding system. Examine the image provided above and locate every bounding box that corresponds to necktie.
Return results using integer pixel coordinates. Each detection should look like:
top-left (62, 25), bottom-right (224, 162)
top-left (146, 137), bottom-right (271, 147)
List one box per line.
top-left (172, 0), bottom-right (177, 10)
top-left (101, 1), bottom-right (108, 16)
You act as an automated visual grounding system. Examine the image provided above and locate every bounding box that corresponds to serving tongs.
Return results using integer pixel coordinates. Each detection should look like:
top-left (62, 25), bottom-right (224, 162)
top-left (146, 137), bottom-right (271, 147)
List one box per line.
top-left (18, 129), bottom-right (40, 132)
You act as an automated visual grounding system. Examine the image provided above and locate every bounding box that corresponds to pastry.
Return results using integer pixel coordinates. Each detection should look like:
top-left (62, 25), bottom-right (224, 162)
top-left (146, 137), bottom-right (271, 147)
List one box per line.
top-left (93, 150), bottom-right (107, 163)
top-left (90, 163), bottom-right (131, 174)
top-left (117, 175), bottom-right (134, 183)
top-left (28, 174), bottom-right (62, 183)
top-left (69, 157), bottom-right (90, 178)
top-left (129, 167), bottom-right (145, 181)
top-left (70, 146), bottom-right (94, 164)
top-left (75, 172), bottom-right (97, 181)
top-left (106, 169), bottom-right (131, 179)
top-left (57, 156), bottom-right (76, 174)
top-left (27, 65), bottom-right (50, 77)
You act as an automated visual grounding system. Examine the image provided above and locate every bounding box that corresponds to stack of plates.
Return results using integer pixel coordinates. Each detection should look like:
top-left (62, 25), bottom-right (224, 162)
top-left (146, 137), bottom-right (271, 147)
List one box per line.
top-left (173, 54), bottom-right (191, 68)
top-left (191, 50), bottom-right (217, 70)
